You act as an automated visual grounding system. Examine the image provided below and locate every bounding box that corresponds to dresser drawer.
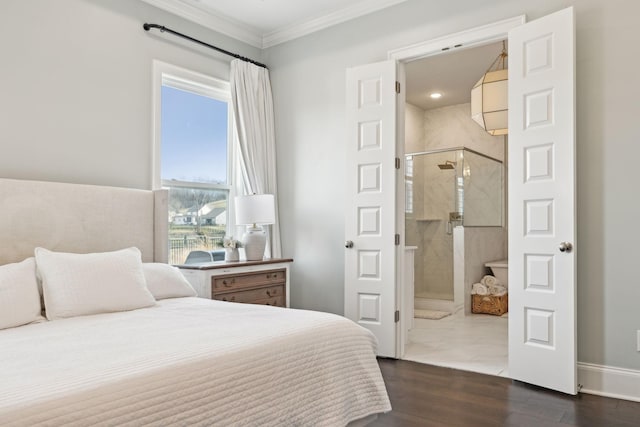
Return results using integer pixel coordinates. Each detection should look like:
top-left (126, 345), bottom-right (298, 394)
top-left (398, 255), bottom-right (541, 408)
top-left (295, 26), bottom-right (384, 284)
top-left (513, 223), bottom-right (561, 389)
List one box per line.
top-left (215, 294), bottom-right (284, 307)
top-left (212, 269), bottom-right (285, 292)
top-left (254, 295), bottom-right (285, 307)
top-left (178, 259), bottom-right (292, 307)
top-left (213, 284), bottom-right (285, 304)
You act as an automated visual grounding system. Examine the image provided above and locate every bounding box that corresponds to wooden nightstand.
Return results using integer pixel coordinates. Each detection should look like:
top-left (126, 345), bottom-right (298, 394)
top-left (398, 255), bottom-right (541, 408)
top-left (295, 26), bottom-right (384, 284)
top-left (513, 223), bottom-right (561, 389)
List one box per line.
top-left (176, 258), bottom-right (293, 308)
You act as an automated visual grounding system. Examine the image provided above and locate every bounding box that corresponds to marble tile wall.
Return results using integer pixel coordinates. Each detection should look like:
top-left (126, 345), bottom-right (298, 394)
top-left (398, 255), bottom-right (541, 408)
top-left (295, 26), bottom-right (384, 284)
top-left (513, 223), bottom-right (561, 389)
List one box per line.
top-left (415, 219), bottom-right (454, 300)
top-left (407, 152), bottom-right (456, 300)
top-left (463, 227), bottom-right (508, 313)
top-left (405, 103), bottom-right (425, 154)
top-left (405, 102), bottom-right (507, 305)
top-left (462, 150), bottom-right (503, 226)
top-left (453, 226), bottom-right (465, 311)
top-left (423, 103), bottom-right (505, 161)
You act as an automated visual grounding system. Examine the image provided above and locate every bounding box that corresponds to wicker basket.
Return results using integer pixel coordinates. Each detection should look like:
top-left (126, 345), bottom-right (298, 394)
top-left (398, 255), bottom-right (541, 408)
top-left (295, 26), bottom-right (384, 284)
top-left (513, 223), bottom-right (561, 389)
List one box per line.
top-left (472, 294), bottom-right (508, 316)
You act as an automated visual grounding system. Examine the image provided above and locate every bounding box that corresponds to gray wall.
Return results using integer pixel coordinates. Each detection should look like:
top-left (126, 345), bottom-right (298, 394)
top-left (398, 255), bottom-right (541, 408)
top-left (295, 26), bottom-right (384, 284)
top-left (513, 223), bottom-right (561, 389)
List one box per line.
top-left (0, 0), bottom-right (259, 189)
top-left (263, 0), bottom-right (640, 371)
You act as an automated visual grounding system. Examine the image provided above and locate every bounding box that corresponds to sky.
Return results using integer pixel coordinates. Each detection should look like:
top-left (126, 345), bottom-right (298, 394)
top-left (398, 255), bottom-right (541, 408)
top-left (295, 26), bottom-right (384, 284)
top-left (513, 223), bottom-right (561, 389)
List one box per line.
top-left (161, 85), bottom-right (228, 184)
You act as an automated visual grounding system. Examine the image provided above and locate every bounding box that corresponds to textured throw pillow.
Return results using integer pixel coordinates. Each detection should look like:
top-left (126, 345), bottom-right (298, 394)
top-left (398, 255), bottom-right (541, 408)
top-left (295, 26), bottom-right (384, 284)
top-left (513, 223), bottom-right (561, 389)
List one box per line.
top-left (143, 263), bottom-right (197, 300)
top-left (35, 247), bottom-right (156, 320)
top-left (0, 258), bottom-right (45, 330)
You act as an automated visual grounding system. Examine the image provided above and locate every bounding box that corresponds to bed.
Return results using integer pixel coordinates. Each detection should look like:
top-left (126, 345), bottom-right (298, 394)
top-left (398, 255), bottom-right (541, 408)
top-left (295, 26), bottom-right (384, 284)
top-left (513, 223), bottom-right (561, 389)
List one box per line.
top-left (0, 178), bottom-right (390, 426)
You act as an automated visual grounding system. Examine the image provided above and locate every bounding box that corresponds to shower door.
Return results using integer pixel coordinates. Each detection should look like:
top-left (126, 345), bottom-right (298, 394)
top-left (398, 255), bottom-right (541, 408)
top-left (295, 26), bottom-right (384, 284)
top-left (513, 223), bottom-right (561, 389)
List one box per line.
top-left (405, 150), bottom-right (462, 303)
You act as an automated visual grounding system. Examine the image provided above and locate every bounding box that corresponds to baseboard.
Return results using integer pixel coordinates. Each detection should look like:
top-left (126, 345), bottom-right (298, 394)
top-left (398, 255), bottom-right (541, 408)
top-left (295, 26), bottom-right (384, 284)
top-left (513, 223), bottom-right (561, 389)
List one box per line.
top-left (578, 362), bottom-right (640, 402)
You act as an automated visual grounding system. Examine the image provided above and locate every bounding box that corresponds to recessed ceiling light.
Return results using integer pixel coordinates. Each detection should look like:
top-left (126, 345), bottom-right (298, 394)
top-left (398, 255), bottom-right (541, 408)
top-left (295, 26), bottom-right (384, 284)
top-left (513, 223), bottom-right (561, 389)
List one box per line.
top-left (430, 92), bottom-right (443, 99)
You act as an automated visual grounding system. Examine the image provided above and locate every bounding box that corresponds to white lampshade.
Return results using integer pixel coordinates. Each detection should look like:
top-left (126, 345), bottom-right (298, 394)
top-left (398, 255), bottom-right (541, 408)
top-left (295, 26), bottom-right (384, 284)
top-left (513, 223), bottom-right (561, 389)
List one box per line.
top-left (470, 68), bottom-right (508, 136)
top-left (234, 194), bottom-right (275, 261)
top-left (235, 194), bottom-right (275, 226)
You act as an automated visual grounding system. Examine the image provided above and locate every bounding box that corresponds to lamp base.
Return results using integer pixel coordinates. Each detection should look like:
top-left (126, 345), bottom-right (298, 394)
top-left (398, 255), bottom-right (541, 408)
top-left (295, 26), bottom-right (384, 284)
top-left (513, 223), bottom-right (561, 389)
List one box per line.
top-left (242, 226), bottom-right (266, 261)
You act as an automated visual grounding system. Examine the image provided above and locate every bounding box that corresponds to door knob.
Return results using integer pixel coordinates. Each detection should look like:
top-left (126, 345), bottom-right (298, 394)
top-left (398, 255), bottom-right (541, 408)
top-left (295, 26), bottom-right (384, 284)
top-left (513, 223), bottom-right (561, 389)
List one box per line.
top-left (345, 240), bottom-right (354, 249)
top-left (558, 242), bottom-right (573, 253)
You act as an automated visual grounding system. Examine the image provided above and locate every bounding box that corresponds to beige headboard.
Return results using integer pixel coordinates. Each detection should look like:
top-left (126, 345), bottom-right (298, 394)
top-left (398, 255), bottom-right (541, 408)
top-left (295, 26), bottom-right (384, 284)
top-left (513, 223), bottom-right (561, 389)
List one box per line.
top-left (0, 178), bottom-right (168, 265)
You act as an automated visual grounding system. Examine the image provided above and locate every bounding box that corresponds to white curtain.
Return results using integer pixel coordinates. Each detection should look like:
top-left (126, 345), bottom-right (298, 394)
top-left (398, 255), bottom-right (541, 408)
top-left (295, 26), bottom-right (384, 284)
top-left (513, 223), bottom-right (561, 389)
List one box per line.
top-left (230, 59), bottom-right (282, 258)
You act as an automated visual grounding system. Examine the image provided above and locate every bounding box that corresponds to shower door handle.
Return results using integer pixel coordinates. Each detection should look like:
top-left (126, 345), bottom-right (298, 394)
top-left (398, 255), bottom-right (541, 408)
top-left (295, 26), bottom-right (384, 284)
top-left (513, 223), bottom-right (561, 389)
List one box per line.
top-left (345, 240), bottom-right (354, 249)
top-left (558, 242), bottom-right (573, 253)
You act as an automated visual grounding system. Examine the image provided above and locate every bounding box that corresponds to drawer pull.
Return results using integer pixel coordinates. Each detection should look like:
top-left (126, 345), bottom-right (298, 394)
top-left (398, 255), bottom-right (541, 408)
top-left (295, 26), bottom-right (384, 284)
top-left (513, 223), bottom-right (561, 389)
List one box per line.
top-left (222, 279), bottom-right (235, 287)
top-left (266, 289), bottom-right (276, 297)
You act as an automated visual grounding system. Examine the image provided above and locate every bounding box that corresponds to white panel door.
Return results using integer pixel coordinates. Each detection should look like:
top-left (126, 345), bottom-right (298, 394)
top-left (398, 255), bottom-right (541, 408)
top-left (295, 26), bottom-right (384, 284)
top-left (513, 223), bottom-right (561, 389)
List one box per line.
top-left (508, 7), bottom-right (577, 394)
top-left (345, 60), bottom-right (398, 357)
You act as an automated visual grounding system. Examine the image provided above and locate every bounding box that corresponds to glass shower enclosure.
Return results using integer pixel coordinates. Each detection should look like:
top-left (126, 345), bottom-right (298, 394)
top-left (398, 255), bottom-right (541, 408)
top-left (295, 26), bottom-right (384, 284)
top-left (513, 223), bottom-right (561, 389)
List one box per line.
top-left (405, 147), bottom-right (502, 306)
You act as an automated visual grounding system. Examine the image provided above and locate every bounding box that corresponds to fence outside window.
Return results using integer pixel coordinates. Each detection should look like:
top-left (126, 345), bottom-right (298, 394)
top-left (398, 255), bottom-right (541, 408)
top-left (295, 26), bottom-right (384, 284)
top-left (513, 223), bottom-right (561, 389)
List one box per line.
top-left (168, 233), bottom-right (225, 265)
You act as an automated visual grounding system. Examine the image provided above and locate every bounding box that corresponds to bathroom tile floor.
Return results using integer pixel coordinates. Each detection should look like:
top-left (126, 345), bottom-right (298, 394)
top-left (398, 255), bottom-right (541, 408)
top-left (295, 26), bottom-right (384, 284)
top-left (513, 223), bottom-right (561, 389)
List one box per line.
top-left (403, 310), bottom-right (509, 377)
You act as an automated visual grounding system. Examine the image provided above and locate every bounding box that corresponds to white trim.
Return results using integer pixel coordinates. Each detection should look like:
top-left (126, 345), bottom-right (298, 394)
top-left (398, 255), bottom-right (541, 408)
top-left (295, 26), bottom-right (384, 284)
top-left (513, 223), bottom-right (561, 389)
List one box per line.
top-left (262, 0), bottom-right (410, 48)
top-left (141, 0), bottom-right (411, 49)
top-left (141, 0), bottom-right (263, 48)
top-left (154, 61), bottom-right (231, 92)
top-left (162, 75), bottom-right (230, 102)
top-left (151, 60), bottom-right (163, 191)
top-left (388, 15), bottom-right (526, 62)
top-left (151, 60), bottom-right (238, 241)
top-left (578, 362), bottom-right (640, 402)
top-left (151, 60), bottom-right (231, 190)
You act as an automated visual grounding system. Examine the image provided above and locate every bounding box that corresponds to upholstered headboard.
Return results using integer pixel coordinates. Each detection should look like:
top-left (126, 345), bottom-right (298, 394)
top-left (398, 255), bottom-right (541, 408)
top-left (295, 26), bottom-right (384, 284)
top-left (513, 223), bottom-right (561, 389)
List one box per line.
top-left (0, 178), bottom-right (168, 265)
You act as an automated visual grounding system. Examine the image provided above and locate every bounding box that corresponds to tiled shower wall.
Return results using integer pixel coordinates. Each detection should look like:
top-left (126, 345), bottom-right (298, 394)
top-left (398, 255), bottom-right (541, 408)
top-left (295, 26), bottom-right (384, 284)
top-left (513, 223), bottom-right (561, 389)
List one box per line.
top-left (406, 102), bottom-right (507, 303)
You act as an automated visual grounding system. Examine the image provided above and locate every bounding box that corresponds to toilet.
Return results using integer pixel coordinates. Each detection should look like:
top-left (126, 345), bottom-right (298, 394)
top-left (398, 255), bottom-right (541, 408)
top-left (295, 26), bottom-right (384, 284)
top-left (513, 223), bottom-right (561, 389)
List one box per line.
top-left (484, 259), bottom-right (508, 286)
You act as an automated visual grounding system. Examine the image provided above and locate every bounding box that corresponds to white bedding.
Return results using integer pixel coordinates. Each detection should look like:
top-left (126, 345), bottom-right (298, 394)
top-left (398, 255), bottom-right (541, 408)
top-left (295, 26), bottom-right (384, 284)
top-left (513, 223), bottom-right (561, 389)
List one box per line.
top-left (0, 298), bottom-right (390, 426)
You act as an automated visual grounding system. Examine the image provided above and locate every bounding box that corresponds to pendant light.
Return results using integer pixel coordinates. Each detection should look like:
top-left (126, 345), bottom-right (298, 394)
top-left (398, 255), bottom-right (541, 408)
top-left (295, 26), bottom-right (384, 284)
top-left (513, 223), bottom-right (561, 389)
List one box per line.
top-left (471, 42), bottom-right (508, 136)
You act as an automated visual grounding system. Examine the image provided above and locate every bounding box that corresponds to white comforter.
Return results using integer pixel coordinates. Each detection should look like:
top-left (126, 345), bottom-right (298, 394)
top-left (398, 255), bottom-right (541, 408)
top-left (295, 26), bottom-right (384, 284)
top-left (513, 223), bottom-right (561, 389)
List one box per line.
top-left (0, 298), bottom-right (390, 426)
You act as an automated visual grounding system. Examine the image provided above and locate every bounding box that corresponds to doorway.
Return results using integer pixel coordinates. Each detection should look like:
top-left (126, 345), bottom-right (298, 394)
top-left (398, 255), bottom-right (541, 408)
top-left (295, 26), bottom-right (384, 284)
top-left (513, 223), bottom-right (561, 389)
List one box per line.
top-left (401, 41), bottom-right (509, 377)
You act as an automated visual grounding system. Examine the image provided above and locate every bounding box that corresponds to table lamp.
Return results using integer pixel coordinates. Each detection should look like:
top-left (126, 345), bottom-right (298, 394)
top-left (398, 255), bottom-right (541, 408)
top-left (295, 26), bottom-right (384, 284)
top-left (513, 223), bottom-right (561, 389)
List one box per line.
top-left (234, 194), bottom-right (275, 261)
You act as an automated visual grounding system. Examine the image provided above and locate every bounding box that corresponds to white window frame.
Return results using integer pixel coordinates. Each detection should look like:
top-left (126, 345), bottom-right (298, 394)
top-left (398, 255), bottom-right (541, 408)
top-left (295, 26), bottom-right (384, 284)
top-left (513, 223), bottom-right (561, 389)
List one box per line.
top-left (152, 60), bottom-right (237, 230)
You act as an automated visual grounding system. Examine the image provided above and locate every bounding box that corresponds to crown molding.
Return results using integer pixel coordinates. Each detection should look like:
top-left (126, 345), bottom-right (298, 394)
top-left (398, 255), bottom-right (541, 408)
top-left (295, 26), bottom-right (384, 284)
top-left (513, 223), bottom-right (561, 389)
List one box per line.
top-left (140, 0), bottom-right (263, 48)
top-left (142, 0), bottom-right (410, 49)
top-left (262, 0), bottom-right (410, 48)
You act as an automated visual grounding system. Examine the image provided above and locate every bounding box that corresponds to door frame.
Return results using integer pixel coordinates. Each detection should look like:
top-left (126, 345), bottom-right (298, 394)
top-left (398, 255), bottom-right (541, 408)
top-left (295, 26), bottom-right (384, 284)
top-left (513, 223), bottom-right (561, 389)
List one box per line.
top-left (388, 15), bottom-right (525, 62)
top-left (387, 14), bottom-right (525, 360)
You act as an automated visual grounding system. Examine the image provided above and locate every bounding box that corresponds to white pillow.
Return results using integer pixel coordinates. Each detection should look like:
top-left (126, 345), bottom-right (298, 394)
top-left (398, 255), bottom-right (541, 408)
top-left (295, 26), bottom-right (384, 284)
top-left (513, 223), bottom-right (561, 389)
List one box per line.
top-left (0, 258), bottom-right (45, 330)
top-left (35, 247), bottom-right (156, 320)
top-left (143, 263), bottom-right (197, 299)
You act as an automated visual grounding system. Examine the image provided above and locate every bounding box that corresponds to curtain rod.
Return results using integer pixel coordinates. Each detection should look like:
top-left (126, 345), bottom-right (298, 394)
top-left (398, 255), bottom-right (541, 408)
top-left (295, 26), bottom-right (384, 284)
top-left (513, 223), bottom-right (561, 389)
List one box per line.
top-left (143, 23), bottom-right (267, 69)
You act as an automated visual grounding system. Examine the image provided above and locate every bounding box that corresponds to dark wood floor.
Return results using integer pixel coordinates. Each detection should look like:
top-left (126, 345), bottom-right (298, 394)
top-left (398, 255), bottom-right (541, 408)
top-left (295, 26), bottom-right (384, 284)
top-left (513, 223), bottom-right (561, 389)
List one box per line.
top-left (370, 359), bottom-right (640, 427)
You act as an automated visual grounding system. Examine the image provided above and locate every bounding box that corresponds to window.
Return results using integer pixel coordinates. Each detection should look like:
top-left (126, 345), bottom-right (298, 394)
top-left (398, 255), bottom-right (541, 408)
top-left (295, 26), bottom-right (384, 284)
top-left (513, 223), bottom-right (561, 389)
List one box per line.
top-left (153, 62), bottom-right (234, 264)
top-left (405, 156), bottom-right (413, 214)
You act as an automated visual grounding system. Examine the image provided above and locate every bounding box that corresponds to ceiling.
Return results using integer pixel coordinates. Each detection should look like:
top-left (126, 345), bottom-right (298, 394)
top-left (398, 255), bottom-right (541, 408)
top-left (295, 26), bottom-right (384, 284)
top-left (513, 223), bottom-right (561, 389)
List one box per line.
top-left (141, 0), bottom-right (410, 48)
top-left (406, 41), bottom-right (506, 111)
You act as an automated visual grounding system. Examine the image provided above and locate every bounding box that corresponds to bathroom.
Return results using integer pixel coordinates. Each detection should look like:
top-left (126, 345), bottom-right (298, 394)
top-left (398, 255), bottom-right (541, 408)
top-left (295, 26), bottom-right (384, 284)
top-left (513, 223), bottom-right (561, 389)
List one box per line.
top-left (402, 41), bottom-right (510, 375)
